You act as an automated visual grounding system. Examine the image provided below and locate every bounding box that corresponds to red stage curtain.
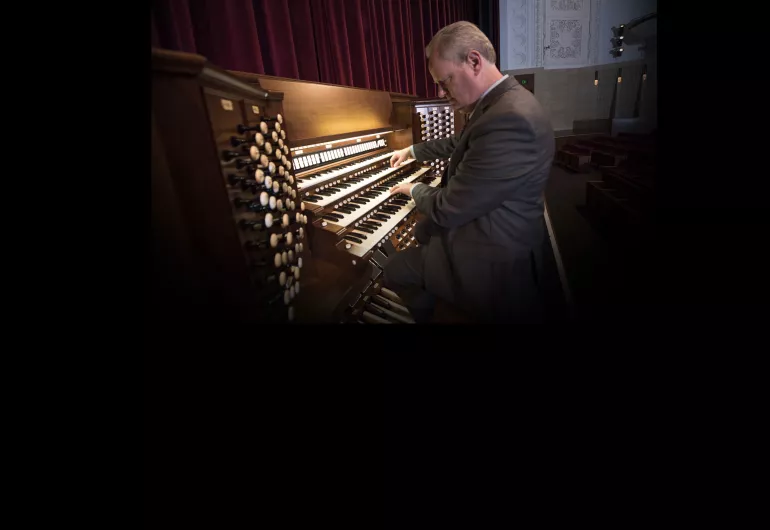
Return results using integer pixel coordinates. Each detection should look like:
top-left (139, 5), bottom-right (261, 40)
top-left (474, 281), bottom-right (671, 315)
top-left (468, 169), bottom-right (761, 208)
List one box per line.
top-left (152, 0), bottom-right (493, 98)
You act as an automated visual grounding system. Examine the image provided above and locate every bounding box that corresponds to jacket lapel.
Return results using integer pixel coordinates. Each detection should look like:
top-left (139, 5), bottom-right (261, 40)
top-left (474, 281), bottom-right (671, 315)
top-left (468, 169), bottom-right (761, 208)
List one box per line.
top-left (443, 76), bottom-right (520, 187)
top-left (476, 75), bottom-right (520, 115)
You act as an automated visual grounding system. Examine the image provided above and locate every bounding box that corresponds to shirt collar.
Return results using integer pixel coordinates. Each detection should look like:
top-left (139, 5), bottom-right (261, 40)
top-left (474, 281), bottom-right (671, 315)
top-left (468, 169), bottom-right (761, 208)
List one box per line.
top-left (468, 74), bottom-right (509, 121)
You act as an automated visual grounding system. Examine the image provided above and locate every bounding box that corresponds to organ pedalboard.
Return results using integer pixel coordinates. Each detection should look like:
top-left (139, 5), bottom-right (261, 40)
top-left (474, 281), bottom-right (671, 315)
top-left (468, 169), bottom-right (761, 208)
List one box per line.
top-left (152, 48), bottom-right (465, 323)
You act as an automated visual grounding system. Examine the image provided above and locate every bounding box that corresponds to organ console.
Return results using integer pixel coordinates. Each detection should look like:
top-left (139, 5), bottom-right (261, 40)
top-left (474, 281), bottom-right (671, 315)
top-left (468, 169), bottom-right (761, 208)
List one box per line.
top-left (152, 48), bottom-right (475, 324)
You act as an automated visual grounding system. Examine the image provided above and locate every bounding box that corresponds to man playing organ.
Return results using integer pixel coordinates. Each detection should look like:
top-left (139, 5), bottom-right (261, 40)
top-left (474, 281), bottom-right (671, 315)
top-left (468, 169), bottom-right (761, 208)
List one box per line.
top-left (385, 22), bottom-right (555, 323)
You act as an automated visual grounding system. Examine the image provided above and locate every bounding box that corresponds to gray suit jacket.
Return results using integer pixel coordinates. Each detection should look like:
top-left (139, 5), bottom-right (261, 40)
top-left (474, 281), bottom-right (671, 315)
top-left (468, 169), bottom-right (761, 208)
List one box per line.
top-left (411, 76), bottom-right (554, 320)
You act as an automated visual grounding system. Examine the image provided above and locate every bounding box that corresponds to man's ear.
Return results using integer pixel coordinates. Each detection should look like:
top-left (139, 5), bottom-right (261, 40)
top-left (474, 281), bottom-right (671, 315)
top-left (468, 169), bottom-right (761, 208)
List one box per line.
top-left (468, 51), bottom-right (482, 73)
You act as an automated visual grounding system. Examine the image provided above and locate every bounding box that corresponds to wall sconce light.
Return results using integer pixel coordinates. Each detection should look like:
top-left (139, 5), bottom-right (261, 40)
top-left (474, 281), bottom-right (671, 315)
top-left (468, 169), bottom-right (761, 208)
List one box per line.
top-left (594, 71), bottom-right (598, 86)
top-left (617, 68), bottom-right (622, 83)
top-left (610, 24), bottom-right (626, 58)
top-left (642, 64), bottom-right (647, 82)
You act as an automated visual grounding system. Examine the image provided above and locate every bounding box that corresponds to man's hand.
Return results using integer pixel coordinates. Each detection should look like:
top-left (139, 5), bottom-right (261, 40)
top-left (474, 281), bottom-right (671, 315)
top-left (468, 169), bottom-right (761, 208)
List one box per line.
top-left (390, 183), bottom-right (415, 196)
top-left (389, 147), bottom-right (412, 168)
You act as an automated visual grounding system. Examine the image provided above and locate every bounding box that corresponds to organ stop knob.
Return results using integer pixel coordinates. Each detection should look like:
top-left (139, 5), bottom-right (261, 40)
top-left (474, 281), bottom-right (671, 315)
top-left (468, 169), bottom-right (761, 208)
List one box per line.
top-left (239, 214), bottom-right (273, 231)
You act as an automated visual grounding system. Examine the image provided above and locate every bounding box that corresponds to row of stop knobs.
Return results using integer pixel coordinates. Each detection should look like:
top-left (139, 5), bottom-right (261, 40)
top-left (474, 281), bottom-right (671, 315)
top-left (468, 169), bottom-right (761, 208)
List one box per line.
top-left (395, 217), bottom-right (418, 251)
top-left (420, 114), bottom-right (454, 139)
top-left (229, 115), bottom-right (303, 322)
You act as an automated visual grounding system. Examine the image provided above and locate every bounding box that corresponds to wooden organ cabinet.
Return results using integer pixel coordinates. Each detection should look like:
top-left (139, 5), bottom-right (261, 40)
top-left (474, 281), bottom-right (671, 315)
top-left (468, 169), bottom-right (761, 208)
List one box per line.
top-left (152, 48), bottom-right (466, 324)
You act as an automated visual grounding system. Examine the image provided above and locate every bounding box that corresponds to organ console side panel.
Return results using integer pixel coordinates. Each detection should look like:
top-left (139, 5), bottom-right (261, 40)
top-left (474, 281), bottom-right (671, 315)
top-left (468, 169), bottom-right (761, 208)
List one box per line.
top-left (151, 113), bottom-right (204, 320)
top-left (152, 48), bottom-right (305, 323)
top-left (389, 94), bottom-right (417, 152)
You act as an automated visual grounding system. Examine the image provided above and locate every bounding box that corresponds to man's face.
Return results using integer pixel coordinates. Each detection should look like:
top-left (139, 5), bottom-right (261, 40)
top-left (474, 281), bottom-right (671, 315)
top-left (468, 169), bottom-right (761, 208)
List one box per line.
top-left (429, 49), bottom-right (476, 110)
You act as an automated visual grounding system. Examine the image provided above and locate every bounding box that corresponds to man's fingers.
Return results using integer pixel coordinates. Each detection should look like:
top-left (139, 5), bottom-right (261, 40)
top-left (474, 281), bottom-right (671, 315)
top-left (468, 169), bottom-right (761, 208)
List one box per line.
top-left (389, 149), bottom-right (410, 168)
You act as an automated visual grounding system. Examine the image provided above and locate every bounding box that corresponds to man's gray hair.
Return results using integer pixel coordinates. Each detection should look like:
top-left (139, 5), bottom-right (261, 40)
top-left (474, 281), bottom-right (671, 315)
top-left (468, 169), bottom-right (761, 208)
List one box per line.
top-left (425, 21), bottom-right (496, 65)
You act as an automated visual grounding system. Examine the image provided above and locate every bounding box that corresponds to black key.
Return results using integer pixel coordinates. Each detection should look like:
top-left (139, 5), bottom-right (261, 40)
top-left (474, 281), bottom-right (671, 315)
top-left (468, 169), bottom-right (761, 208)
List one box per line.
top-left (344, 235), bottom-right (363, 243)
top-left (350, 199), bottom-right (369, 205)
top-left (305, 195), bottom-right (324, 202)
top-left (356, 226), bottom-right (375, 234)
top-left (349, 231), bottom-right (368, 239)
top-left (322, 215), bottom-right (341, 222)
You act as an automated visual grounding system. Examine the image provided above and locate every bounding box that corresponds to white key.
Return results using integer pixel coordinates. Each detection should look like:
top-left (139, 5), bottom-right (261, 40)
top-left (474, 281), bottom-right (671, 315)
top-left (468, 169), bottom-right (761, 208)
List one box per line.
top-left (323, 167), bottom-right (429, 229)
top-left (345, 201), bottom-right (417, 257)
top-left (305, 159), bottom-right (415, 207)
top-left (344, 174), bottom-right (441, 257)
top-left (296, 151), bottom-right (393, 190)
